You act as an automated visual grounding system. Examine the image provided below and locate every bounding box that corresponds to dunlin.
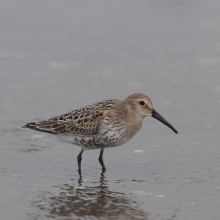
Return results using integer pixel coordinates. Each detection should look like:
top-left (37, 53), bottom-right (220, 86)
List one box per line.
top-left (21, 93), bottom-right (178, 173)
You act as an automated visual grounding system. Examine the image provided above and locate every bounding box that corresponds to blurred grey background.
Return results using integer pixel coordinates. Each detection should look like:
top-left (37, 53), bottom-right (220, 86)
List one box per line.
top-left (0, 1), bottom-right (220, 220)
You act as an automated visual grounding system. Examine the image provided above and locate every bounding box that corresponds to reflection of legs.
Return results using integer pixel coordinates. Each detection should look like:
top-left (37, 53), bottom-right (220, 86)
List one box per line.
top-left (77, 149), bottom-right (84, 173)
top-left (78, 174), bottom-right (83, 186)
top-left (99, 148), bottom-right (106, 171)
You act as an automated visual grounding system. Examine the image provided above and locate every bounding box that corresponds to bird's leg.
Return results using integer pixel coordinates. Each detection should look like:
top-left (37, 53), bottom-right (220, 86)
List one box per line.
top-left (77, 149), bottom-right (84, 174)
top-left (98, 148), bottom-right (106, 171)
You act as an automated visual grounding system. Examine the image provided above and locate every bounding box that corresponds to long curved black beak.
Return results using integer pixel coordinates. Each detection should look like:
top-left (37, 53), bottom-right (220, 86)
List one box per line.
top-left (152, 109), bottom-right (178, 134)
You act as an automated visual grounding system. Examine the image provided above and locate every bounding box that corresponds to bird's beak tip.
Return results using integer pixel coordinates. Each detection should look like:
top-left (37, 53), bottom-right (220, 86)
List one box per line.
top-left (151, 109), bottom-right (178, 134)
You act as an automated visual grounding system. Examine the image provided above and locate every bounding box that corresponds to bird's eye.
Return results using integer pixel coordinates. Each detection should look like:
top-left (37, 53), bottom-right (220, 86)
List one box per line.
top-left (139, 101), bottom-right (145, 106)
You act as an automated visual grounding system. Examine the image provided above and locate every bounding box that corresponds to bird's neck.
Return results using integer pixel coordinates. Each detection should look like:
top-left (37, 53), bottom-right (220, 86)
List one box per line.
top-left (113, 99), bottom-right (143, 128)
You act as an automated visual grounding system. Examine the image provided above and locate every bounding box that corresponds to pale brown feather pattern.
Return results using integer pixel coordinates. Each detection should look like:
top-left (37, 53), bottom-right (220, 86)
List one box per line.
top-left (27, 100), bottom-right (115, 135)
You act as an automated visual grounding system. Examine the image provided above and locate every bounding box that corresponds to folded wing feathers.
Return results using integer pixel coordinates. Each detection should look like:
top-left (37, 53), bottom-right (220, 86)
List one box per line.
top-left (21, 102), bottom-right (111, 135)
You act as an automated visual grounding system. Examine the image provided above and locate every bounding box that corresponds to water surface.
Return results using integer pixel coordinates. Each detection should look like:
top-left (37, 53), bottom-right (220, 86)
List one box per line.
top-left (1, 1), bottom-right (220, 220)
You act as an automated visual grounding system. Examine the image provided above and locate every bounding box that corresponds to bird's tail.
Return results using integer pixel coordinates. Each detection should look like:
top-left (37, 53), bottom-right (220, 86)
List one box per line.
top-left (20, 122), bottom-right (56, 134)
top-left (20, 122), bottom-right (36, 129)
top-left (20, 125), bottom-right (28, 129)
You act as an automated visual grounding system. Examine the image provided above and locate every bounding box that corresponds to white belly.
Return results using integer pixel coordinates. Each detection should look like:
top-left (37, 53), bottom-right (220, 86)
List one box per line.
top-left (55, 120), bottom-right (140, 150)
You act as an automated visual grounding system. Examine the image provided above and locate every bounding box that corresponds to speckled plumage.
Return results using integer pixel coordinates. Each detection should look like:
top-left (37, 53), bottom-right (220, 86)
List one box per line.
top-left (23, 99), bottom-right (131, 149)
top-left (22, 93), bottom-right (178, 172)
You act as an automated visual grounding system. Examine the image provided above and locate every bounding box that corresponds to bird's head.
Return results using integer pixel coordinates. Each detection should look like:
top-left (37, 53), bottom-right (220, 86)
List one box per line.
top-left (124, 93), bottom-right (178, 134)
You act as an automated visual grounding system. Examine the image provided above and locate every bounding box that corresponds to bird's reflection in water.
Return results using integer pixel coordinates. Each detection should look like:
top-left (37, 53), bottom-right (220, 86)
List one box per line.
top-left (33, 173), bottom-right (148, 220)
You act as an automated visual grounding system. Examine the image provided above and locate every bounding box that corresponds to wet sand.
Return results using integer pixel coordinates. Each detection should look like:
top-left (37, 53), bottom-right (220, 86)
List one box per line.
top-left (1, 1), bottom-right (220, 219)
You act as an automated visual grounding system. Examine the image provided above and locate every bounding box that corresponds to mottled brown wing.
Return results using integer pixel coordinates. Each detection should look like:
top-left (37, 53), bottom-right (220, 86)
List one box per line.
top-left (24, 106), bottom-right (106, 135)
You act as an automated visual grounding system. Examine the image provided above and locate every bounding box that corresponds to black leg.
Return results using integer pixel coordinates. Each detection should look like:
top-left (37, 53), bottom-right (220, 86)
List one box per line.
top-left (98, 148), bottom-right (106, 171)
top-left (77, 149), bottom-right (84, 174)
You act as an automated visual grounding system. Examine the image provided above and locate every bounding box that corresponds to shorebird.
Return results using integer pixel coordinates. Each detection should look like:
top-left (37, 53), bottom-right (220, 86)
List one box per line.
top-left (21, 93), bottom-right (178, 173)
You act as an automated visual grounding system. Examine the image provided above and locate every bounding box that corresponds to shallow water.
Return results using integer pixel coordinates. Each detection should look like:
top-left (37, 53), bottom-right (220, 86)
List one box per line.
top-left (1, 1), bottom-right (220, 220)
